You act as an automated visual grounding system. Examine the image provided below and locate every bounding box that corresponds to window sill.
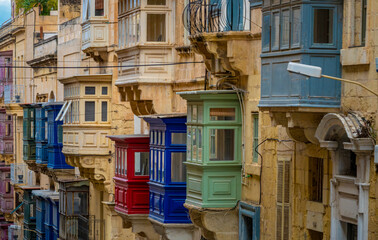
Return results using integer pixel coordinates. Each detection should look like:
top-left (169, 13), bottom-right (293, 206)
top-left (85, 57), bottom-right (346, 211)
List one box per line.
top-left (244, 163), bottom-right (261, 176)
top-left (341, 47), bottom-right (369, 66)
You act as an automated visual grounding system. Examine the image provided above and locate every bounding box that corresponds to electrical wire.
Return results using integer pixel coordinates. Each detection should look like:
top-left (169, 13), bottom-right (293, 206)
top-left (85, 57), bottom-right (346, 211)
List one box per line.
top-left (0, 61), bottom-right (204, 69)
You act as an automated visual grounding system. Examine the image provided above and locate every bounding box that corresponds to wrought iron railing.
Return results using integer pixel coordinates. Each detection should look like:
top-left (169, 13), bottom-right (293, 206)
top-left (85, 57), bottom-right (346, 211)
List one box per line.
top-left (183, 0), bottom-right (250, 35)
top-left (64, 215), bottom-right (104, 240)
top-left (4, 84), bottom-right (24, 104)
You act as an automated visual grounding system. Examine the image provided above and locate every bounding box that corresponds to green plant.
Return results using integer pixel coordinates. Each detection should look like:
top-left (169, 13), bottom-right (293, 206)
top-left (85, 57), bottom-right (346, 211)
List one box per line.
top-left (15, 0), bottom-right (57, 15)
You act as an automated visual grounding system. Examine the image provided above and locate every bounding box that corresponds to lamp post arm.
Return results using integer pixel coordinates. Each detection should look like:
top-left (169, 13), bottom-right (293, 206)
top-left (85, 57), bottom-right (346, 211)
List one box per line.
top-left (322, 74), bottom-right (378, 97)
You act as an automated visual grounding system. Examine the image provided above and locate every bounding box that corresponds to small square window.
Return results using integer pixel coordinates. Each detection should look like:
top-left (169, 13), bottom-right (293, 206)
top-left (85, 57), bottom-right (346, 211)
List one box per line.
top-left (171, 132), bottom-right (186, 145)
top-left (147, 0), bottom-right (165, 5)
top-left (209, 129), bottom-right (235, 161)
top-left (102, 87), bottom-right (108, 95)
top-left (85, 86), bottom-right (96, 95)
top-left (171, 152), bottom-right (186, 182)
top-left (135, 152), bottom-right (149, 176)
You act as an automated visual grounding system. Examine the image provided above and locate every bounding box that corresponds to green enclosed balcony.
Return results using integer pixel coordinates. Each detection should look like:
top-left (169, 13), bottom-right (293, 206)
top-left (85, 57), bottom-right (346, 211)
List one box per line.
top-left (178, 90), bottom-right (242, 208)
top-left (21, 104), bottom-right (36, 162)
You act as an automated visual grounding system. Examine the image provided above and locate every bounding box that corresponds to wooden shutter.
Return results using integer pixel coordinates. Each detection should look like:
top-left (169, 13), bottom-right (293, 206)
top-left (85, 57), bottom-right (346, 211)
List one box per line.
top-left (276, 158), bottom-right (291, 240)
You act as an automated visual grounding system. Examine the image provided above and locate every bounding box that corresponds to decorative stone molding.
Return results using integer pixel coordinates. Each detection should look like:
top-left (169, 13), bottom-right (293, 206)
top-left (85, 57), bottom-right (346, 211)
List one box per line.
top-left (149, 218), bottom-right (199, 240)
top-left (315, 112), bottom-right (374, 240)
top-left (184, 203), bottom-right (239, 240)
top-left (118, 214), bottom-right (161, 240)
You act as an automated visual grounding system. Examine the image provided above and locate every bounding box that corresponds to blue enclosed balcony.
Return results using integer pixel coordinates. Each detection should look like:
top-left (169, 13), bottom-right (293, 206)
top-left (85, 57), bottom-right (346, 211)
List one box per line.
top-left (45, 102), bottom-right (73, 170)
top-left (35, 104), bottom-right (48, 165)
top-left (143, 115), bottom-right (190, 224)
top-left (259, 0), bottom-right (343, 109)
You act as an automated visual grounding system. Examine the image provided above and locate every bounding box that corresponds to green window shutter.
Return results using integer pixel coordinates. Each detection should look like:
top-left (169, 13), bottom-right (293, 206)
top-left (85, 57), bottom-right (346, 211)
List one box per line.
top-left (276, 158), bottom-right (290, 240)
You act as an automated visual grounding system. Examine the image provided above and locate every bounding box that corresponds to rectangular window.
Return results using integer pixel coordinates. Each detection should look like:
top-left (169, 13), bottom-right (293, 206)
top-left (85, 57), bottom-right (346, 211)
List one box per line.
top-left (353, 0), bottom-right (367, 46)
top-left (101, 101), bottom-right (108, 122)
top-left (281, 9), bottom-right (290, 48)
top-left (101, 86), bottom-right (108, 95)
top-left (147, 14), bottom-right (166, 42)
top-left (313, 9), bottom-right (333, 44)
top-left (271, 12), bottom-right (280, 50)
top-left (45, 121), bottom-right (48, 140)
top-left (346, 223), bottom-right (358, 240)
top-left (262, 13), bottom-right (270, 52)
top-left (171, 132), bottom-right (186, 145)
top-left (252, 114), bottom-right (259, 163)
top-left (85, 101), bottom-right (95, 122)
top-left (31, 121), bottom-right (34, 139)
top-left (147, 0), bottom-right (165, 5)
top-left (5, 182), bottom-right (10, 193)
top-left (291, 7), bottom-right (301, 48)
top-left (85, 86), bottom-right (96, 95)
top-left (58, 125), bottom-right (63, 144)
top-left (210, 108), bottom-right (236, 121)
top-left (171, 152), bottom-right (186, 182)
top-left (135, 152), bottom-right (149, 176)
top-left (209, 129), bottom-right (235, 161)
top-left (187, 127), bottom-right (191, 161)
top-left (95, 0), bottom-right (104, 16)
top-left (309, 157), bottom-right (323, 202)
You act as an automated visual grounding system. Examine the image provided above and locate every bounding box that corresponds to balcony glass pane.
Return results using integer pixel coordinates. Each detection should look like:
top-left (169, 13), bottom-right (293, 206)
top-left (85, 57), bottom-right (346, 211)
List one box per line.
top-left (187, 127), bottom-right (191, 161)
top-left (272, 12), bottom-right (280, 50)
top-left (210, 108), bottom-right (235, 121)
top-left (73, 192), bottom-right (88, 215)
top-left (95, 0), bottom-right (104, 16)
top-left (84, 101), bottom-right (95, 122)
top-left (313, 9), bottom-right (333, 44)
top-left (209, 129), bottom-right (235, 161)
top-left (192, 105), bottom-right (197, 122)
top-left (171, 132), bottom-right (186, 145)
top-left (291, 7), bottom-right (301, 47)
top-left (101, 87), bottom-right (108, 95)
top-left (147, 14), bottom-right (166, 42)
top-left (135, 152), bottom-right (149, 176)
top-left (147, 0), bottom-right (165, 5)
top-left (85, 86), bottom-right (96, 95)
top-left (198, 127), bottom-right (202, 161)
top-left (101, 101), bottom-right (108, 122)
top-left (281, 9), bottom-right (290, 48)
top-left (171, 152), bottom-right (186, 182)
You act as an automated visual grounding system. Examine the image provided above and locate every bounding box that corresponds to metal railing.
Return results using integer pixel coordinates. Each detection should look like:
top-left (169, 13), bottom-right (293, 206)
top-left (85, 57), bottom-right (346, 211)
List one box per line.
top-left (10, 164), bottom-right (27, 185)
top-left (183, 0), bottom-right (250, 35)
top-left (65, 215), bottom-right (104, 240)
top-left (4, 84), bottom-right (25, 104)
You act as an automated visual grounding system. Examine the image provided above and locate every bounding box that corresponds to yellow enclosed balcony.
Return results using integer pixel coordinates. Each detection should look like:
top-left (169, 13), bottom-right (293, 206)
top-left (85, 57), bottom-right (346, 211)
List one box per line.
top-left (81, 0), bottom-right (110, 61)
top-left (58, 74), bottom-right (112, 183)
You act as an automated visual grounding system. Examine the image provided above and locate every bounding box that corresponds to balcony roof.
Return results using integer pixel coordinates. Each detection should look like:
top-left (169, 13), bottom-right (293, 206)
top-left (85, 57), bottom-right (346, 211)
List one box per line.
top-left (107, 134), bottom-right (149, 144)
top-left (58, 74), bottom-right (112, 84)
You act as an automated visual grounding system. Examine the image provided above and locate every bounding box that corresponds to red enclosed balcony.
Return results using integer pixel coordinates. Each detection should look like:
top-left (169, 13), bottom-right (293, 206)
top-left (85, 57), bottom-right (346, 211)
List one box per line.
top-left (108, 135), bottom-right (150, 215)
top-left (0, 109), bottom-right (13, 161)
top-left (107, 135), bottom-right (160, 240)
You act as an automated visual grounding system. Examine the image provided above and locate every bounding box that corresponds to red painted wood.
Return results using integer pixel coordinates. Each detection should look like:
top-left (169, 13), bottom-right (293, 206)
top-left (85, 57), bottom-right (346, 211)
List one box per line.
top-left (109, 135), bottom-right (150, 215)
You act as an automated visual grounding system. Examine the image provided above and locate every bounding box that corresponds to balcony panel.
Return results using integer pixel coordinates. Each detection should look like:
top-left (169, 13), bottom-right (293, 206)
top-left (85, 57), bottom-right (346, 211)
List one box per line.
top-left (10, 164), bottom-right (28, 185)
top-left (81, 21), bottom-right (109, 61)
top-left (4, 85), bottom-right (25, 104)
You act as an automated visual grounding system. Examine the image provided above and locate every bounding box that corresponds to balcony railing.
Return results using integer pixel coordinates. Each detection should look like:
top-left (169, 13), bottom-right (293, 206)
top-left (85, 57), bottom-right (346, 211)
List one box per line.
top-left (63, 215), bottom-right (104, 240)
top-left (183, 0), bottom-right (250, 35)
top-left (10, 164), bottom-right (27, 185)
top-left (4, 84), bottom-right (24, 104)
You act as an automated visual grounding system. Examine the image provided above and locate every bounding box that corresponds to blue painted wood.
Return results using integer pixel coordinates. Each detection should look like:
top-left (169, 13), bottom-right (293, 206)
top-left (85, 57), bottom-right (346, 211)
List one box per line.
top-left (144, 116), bottom-right (191, 224)
top-left (259, 0), bottom-right (343, 109)
top-left (35, 105), bottom-right (48, 165)
top-left (35, 197), bottom-right (45, 240)
top-left (23, 190), bottom-right (37, 240)
top-left (239, 202), bottom-right (260, 240)
top-left (45, 103), bottom-right (73, 170)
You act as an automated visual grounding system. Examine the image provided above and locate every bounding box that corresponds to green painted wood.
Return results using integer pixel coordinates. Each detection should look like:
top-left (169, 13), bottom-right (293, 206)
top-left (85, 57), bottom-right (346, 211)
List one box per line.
top-left (180, 91), bottom-right (242, 208)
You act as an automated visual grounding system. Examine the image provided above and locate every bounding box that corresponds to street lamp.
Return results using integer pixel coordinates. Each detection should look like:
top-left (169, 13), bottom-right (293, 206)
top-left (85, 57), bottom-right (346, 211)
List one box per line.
top-left (287, 62), bottom-right (378, 97)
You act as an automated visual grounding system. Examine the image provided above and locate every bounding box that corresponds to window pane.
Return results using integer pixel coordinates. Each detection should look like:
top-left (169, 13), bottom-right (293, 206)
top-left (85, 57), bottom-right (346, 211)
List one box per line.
top-left (58, 125), bottom-right (63, 144)
top-left (147, 14), bottom-right (166, 42)
top-left (210, 108), bottom-right (235, 121)
top-left (187, 127), bottom-right (191, 161)
top-left (192, 128), bottom-right (197, 160)
top-left (209, 129), bottom-right (235, 161)
top-left (198, 127), bottom-right (202, 161)
top-left (171, 132), bottom-right (186, 145)
top-left (147, 0), bottom-right (165, 5)
top-left (291, 8), bottom-right (301, 47)
top-left (262, 14), bottom-right (270, 51)
top-left (281, 10), bottom-right (290, 48)
top-left (313, 9), bottom-right (333, 44)
top-left (135, 152), bottom-right (149, 176)
top-left (73, 192), bottom-right (88, 215)
top-left (102, 87), bottom-right (108, 95)
top-left (272, 12), bottom-right (280, 50)
top-left (171, 152), bottom-right (186, 182)
top-left (192, 105), bottom-right (197, 122)
top-left (85, 86), bottom-right (96, 95)
top-left (95, 0), bottom-right (104, 16)
top-left (85, 101), bottom-right (95, 121)
top-left (101, 101), bottom-right (108, 122)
